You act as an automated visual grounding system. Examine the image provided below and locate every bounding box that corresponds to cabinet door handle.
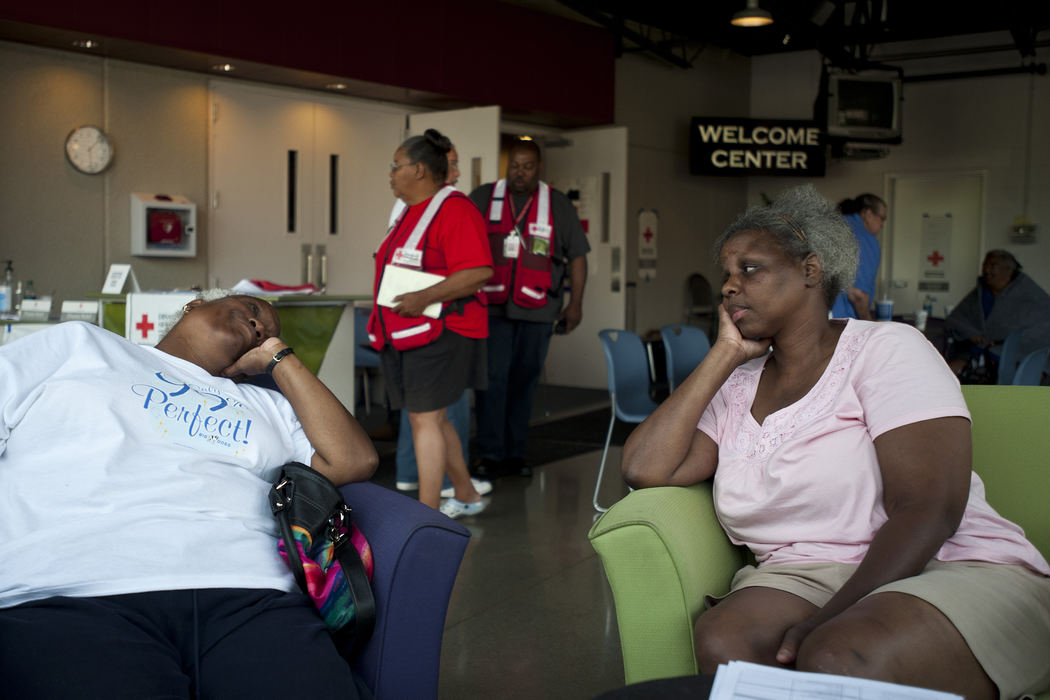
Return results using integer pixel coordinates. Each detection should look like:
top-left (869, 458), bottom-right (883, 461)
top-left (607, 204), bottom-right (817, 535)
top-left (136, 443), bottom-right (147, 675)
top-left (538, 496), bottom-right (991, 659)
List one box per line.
top-left (301, 244), bottom-right (314, 286)
top-left (320, 252), bottom-right (328, 292)
top-left (329, 154), bottom-right (339, 234)
top-left (287, 150), bottom-right (299, 233)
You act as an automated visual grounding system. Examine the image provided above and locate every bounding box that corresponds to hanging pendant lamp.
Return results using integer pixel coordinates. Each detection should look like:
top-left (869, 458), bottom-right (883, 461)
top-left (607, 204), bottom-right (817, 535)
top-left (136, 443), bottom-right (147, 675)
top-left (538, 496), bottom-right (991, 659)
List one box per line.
top-left (731, 0), bottom-right (774, 27)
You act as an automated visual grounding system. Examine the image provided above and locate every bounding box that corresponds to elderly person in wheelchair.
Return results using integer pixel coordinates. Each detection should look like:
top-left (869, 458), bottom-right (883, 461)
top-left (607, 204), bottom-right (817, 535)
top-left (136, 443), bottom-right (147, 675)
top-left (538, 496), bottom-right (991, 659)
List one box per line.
top-left (621, 185), bottom-right (1050, 699)
top-left (0, 291), bottom-right (379, 698)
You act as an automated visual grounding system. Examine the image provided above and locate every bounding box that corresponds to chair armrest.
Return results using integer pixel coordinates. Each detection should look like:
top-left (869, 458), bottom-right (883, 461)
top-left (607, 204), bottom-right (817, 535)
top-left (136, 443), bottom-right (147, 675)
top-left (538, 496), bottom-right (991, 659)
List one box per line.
top-left (588, 483), bottom-right (743, 684)
top-left (338, 481), bottom-right (471, 700)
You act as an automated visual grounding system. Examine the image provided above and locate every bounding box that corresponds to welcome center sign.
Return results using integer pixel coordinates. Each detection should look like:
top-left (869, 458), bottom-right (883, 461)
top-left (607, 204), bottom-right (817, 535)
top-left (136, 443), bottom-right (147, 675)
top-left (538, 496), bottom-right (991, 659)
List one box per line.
top-left (689, 117), bottom-right (825, 177)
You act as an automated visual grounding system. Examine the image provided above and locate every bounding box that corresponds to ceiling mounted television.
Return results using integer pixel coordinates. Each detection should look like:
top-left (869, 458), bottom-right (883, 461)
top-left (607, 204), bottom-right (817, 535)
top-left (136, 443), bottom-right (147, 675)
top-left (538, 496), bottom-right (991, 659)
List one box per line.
top-left (825, 70), bottom-right (902, 143)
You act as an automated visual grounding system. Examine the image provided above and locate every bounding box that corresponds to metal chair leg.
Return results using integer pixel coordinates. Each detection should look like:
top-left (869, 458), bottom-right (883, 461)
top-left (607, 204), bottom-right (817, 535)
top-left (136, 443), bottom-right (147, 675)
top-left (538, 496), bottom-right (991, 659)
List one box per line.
top-left (593, 404), bottom-right (618, 513)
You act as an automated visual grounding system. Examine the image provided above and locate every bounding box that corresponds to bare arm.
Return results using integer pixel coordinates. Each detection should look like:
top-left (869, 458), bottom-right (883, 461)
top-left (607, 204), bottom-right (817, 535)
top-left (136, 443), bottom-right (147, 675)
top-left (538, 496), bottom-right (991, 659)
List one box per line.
top-left (223, 337), bottom-right (379, 486)
top-left (846, 286), bottom-right (873, 321)
top-left (622, 305), bottom-right (770, 488)
top-left (393, 267), bottom-right (493, 318)
top-left (559, 255), bottom-right (588, 333)
top-left (776, 415), bottom-right (972, 663)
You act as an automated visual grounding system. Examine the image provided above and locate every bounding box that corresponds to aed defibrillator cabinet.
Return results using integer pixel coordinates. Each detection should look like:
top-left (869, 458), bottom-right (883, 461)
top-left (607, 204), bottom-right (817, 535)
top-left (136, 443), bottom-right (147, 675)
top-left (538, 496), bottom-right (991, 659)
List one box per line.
top-left (130, 193), bottom-right (197, 258)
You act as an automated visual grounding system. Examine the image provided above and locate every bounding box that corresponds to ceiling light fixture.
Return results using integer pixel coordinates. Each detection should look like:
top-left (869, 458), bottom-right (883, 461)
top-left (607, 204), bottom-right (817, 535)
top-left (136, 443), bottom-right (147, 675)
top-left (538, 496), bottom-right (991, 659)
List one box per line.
top-left (212, 63), bottom-right (235, 73)
top-left (72, 39), bottom-right (100, 49)
top-left (731, 0), bottom-right (773, 27)
top-left (326, 83), bottom-right (347, 90)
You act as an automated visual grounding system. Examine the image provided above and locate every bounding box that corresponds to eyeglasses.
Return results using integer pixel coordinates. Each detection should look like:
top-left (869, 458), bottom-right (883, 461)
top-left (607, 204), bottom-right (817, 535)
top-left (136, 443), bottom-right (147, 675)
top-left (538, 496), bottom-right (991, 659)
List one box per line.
top-left (390, 161), bottom-right (416, 172)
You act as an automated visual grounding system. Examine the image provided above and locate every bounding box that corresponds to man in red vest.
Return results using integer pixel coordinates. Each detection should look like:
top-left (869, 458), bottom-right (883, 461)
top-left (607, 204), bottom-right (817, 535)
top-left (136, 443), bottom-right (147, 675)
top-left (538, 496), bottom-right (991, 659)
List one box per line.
top-left (468, 139), bottom-right (590, 478)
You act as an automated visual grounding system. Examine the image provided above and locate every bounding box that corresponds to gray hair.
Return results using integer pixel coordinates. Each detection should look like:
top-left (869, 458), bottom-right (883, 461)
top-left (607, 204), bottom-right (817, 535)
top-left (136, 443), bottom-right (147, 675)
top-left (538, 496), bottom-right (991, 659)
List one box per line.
top-left (159, 288), bottom-right (236, 337)
top-left (713, 184), bottom-right (858, 308)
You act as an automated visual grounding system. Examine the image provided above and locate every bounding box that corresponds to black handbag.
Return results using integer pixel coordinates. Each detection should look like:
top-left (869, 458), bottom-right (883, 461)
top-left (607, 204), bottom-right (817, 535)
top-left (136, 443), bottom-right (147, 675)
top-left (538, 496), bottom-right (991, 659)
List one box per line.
top-left (269, 462), bottom-right (376, 651)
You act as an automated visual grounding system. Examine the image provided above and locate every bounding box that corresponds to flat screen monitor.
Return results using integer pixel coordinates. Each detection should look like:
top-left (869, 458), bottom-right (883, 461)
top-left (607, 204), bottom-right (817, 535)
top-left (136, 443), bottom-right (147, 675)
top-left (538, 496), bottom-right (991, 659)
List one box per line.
top-left (826, 72), bottom-right (901, 142)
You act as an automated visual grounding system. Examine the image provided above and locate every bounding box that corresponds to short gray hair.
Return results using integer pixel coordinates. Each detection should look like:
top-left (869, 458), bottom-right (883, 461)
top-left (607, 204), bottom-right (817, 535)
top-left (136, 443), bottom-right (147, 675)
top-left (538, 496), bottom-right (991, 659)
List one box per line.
top-left (159, 288), bottom-right (236, 337)
top-left (713, 184), bottom-right (858, 308)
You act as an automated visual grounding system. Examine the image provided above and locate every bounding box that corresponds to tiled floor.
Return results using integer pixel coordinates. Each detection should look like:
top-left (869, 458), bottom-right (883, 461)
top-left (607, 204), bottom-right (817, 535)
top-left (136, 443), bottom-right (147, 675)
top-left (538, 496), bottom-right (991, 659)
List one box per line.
top-left (359, 384), bottom-right (634, 699)
top-left (438, 447), bottom-right (630, 700)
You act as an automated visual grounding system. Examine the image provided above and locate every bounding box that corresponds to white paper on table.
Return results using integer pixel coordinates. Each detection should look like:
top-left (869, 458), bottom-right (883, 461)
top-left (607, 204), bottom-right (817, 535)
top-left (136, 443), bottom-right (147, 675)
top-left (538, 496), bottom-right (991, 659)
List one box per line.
top-left (376, 265), bottom-right (444, 319)
top-left (710, 661), bottom-right (964, 700)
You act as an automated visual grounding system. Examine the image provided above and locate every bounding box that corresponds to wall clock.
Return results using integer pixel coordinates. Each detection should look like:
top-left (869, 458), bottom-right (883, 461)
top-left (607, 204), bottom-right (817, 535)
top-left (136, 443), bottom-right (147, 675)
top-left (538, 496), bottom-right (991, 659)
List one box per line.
top-left (65, 125), bottom-right (114, 174)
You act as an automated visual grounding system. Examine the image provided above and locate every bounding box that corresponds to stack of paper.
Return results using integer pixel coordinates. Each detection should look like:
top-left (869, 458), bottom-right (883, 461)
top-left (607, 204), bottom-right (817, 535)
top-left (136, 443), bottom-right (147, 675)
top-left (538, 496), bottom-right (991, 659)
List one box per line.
top-left (710, 661), bottom-right (964, 700)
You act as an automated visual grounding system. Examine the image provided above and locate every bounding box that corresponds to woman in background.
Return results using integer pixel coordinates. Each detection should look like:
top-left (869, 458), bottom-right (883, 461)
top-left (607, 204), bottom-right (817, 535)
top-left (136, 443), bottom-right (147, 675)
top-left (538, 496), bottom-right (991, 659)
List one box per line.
top-left (945, 249), bottom-right (1050, 380)
top-left (368, 129), bottom-right (493, 518)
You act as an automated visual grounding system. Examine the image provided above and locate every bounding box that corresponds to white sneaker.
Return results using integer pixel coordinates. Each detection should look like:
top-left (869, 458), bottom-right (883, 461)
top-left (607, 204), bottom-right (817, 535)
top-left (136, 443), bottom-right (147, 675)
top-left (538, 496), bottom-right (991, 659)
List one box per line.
top-left (439, 497), bottom-right (487, 519)
top-left (440, 478), bottom-right (493, 499)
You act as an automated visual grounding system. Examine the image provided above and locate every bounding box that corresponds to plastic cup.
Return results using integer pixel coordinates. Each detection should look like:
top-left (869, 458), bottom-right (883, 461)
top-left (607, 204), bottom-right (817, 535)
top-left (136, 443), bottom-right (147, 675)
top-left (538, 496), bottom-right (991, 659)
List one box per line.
top-left (876, 299), bottom-right (894, 321)
top-left (915, 309), bottom-right (928, 332)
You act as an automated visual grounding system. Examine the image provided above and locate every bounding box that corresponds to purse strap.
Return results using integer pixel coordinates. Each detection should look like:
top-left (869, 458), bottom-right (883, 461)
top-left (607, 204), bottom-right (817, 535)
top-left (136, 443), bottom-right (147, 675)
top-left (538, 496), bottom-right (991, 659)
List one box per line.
top-left (332, 529), bottom-right (377, 651)
top-left (270, 480), bottom-right (309, 593)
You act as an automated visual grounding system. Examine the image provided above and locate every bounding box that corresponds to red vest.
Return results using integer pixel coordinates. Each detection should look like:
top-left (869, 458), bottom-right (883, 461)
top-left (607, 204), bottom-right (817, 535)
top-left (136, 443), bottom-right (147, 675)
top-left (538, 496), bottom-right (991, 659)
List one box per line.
top-left (368, 186), bottom-right (463, 351)
top-left (482, 179), bottom-right (553, 309)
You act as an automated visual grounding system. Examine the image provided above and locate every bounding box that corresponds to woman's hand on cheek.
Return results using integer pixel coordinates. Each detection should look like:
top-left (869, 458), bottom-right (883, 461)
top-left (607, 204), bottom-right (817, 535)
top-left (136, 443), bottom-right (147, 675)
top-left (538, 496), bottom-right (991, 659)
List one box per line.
top-left (714, 304), bottom-right (771, 364)
top-left (222, 337), bottom-right (287, 381)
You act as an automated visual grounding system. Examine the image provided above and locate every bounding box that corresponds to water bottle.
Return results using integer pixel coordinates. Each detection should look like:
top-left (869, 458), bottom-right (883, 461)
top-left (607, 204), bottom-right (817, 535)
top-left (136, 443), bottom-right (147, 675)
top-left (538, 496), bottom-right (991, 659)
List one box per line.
top-left (23, 279), bottom-right (37, 300)
top-left (922, 295), bottom-right (935, 318)
top-left (0, 260), bottom-right (13, 315)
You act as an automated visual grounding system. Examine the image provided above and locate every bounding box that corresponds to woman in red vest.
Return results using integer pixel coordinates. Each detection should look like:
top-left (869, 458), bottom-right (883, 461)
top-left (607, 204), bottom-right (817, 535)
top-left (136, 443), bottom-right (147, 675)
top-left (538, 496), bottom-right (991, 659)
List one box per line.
top-left (367, 129), bottom-right (494, 517)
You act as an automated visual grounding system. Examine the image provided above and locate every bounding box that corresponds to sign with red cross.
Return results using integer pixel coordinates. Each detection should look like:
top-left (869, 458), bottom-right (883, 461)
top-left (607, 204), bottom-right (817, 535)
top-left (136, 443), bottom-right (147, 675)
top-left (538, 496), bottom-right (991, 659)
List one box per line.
top-left (124, 292), bottom-right (198, 346)
top-left (920, 214), bottom-right (953, 283)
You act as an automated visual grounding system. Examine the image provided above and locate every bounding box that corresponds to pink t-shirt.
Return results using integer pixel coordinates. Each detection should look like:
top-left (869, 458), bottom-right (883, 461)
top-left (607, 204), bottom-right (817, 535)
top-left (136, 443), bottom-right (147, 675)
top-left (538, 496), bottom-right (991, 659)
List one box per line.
top-left (698, 319), bottom-right (1049, 575)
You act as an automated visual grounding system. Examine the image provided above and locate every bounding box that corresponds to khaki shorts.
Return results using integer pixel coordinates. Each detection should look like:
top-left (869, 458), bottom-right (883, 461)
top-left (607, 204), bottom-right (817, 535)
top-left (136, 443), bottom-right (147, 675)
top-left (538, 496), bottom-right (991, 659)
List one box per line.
top-left (708, 560), bottom-right (1050, 700)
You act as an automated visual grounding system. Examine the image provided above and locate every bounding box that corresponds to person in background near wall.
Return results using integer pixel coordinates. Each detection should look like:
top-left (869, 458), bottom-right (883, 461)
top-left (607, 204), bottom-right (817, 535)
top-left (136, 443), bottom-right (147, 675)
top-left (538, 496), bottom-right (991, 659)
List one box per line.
top-left (945, 249), bottom-right (1050, 378)
top-left (829, 193), bottom-right (886, 320)
top-left (468, 139), bottom-right (590, 479)
top-left (389, 145), bottom-right (492, 500)
top-left (368, 129), bottom-right (493, 518)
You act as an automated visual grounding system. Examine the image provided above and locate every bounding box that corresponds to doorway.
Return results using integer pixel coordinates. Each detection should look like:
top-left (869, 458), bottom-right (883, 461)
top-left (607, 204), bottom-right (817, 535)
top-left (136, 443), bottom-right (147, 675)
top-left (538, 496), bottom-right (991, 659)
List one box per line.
top-left (885, 172), bottom-right (986, 317)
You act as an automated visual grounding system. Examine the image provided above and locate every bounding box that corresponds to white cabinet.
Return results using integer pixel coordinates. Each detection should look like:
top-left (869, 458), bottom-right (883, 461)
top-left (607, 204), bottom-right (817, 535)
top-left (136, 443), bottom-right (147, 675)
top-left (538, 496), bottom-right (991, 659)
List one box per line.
top-left (208, 81), bottom-right (407, 294)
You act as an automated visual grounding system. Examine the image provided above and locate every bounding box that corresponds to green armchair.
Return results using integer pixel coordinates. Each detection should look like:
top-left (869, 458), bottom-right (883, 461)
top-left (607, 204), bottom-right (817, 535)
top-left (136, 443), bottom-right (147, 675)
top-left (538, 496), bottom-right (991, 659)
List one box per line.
top-left (589, 385), bottom-right (1050, 697)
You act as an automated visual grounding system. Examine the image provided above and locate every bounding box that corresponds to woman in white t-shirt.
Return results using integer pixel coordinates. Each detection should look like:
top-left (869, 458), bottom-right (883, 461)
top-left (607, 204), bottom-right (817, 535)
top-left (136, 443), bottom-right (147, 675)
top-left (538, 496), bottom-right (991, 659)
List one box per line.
top-left (0, 292), bottom-right (378, 699)
top-left (622, 185), bottom-right (1049, 700)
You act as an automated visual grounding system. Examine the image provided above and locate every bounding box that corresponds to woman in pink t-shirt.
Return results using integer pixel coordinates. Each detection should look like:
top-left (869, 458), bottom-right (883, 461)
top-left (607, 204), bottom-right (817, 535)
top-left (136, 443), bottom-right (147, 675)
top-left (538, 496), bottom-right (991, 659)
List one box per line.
top-left (622, 185), bottom-right (1049, 699)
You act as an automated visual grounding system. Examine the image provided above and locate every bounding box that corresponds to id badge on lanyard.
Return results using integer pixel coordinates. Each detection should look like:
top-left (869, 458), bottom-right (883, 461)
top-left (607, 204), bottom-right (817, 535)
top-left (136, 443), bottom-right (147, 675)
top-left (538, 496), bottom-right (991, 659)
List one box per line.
top-left (503, 231), bottom-right (522, 259)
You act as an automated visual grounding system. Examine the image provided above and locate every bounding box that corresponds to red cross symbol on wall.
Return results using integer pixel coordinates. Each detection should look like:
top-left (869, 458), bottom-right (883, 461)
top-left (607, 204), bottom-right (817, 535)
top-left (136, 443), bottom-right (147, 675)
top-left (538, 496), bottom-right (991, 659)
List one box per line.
top-left (643, 228), bottom-right (654, 242)
top-left (135, 314), bottom-right (155, 339)
top-left (927, 250), bottom-right (945, 266)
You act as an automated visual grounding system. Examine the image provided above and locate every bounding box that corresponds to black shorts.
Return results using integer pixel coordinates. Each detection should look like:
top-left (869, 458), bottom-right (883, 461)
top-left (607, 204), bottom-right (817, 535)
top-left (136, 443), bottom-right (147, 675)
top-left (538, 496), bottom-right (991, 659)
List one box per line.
top-left (0, 589), bottom-right (368, 699)
top-left (380, 330), bottom-right (487, 413)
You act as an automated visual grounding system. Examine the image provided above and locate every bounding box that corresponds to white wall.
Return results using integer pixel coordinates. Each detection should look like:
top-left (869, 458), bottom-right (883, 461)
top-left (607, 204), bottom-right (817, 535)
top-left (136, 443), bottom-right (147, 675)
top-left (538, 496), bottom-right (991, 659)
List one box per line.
top-left (0, 41), bottom-right (211, 305)
top-left (615, 51), bottom-right (751, 337)
top-left (748, 35), bottom-right (1050, 293)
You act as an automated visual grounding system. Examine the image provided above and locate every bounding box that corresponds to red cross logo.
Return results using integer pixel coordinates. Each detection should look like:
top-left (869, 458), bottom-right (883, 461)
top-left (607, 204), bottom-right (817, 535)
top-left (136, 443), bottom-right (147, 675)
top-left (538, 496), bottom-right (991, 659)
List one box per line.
top-left (135, 314), bottom-right (155, 339)
top-left (643, 228), bottom-right (654, 243)
top-left (927, 250), bottom-right (945, 266)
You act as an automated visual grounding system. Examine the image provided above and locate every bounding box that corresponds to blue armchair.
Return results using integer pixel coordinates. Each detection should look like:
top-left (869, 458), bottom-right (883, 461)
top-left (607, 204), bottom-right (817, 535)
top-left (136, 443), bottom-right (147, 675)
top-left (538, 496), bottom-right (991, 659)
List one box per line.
top-left (337, 481), bottom-right (471, 699)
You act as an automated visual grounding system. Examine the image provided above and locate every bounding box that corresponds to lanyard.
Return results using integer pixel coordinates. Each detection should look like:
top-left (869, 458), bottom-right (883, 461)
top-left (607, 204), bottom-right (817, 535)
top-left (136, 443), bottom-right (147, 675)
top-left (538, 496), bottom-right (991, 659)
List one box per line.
top-left (508, 192), bottom-right (535, 236)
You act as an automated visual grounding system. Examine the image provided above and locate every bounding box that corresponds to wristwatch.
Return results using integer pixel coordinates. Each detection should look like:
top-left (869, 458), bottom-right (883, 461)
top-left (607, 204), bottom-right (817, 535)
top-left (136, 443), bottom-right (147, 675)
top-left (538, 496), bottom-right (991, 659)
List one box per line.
top-left (267, 347), bottom-right (295, 374)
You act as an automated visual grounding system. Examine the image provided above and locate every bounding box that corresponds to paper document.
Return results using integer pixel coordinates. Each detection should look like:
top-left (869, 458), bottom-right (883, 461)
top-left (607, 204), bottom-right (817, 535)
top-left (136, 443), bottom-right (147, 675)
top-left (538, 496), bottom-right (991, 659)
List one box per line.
top-left (376, 265), bottom-right (444, 319)
top-left (710, 661), bottom-right (963, 700)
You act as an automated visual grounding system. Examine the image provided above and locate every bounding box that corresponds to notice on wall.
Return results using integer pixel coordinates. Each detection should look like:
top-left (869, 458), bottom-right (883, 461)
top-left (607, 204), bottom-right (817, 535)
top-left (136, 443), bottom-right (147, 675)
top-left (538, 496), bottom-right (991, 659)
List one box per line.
top-left (919, 214), bottom-right (952, 292)
top-left (689, 117), bottom-right (825, 177)
top-left (563, 175), bottom-right (600, 235)
top-left (638, 209), bottom-right (658, 260)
